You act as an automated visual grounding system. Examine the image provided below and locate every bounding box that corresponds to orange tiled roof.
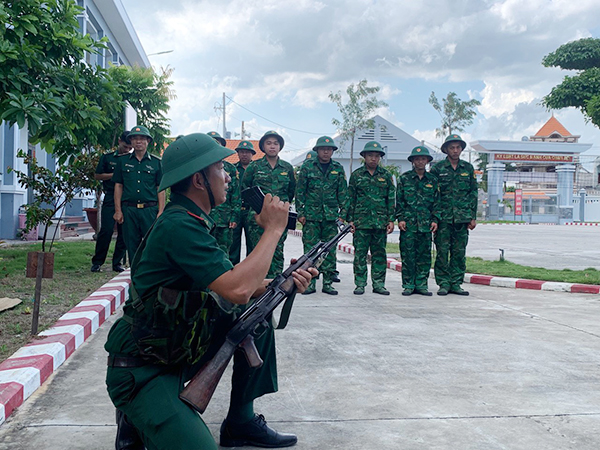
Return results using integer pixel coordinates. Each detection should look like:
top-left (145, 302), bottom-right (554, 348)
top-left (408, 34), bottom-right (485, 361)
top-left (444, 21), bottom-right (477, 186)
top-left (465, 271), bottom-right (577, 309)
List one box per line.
top-left (224, 139), bottom-right (263, 164)
top-left (534, 116), bottom-right (572, 137)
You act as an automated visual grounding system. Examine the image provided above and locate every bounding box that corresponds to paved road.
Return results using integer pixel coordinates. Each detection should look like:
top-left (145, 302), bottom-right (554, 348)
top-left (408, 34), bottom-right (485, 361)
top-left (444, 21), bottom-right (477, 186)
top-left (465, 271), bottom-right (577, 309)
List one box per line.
top-left (387, 224), bottom-right (600, 271)
top-left (1, 235), bottom-right (599, 449)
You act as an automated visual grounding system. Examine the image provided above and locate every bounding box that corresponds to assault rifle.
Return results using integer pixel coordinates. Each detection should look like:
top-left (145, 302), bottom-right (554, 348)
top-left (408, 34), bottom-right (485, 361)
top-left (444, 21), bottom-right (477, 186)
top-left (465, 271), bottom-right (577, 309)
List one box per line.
top-left (180, 219), bottom-right (351, 414)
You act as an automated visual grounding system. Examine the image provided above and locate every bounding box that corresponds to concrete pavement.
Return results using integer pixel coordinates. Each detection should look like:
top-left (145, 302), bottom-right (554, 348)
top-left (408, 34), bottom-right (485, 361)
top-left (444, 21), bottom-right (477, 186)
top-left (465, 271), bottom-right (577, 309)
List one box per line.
top-left (1, 234), bottom-right (600, 449)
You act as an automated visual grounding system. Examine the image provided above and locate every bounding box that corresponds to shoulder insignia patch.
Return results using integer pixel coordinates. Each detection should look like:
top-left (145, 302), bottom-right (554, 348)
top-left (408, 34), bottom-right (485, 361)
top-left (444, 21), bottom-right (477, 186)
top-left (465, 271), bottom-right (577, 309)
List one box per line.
top-left (378, 177), bottom-right (385, 182)
top-left (461, 172), bottom-right (469, 176)
top-left (280, 172), bottom-right (288, 176)
top-left (425, 184), bottom-right (433, 188)
top-left (187, 211), bottom-right (208, 225)
top-left (331, 171), bottom-right (338, 174)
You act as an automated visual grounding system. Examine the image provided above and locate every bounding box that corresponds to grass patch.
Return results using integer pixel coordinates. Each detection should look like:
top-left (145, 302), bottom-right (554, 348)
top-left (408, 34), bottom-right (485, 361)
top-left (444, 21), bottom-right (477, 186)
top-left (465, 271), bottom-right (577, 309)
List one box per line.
top-left (0, 241), bottom-right (118, 361)
top-left (383, 243), bottom-right (600, 284)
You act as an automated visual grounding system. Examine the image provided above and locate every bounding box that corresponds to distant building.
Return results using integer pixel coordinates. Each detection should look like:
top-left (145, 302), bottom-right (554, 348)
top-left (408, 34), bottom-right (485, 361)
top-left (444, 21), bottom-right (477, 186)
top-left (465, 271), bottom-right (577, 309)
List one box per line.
top-left (0, 0), bottom-right (149, 239)
top-left (291, 115), bottom-right (441, 177)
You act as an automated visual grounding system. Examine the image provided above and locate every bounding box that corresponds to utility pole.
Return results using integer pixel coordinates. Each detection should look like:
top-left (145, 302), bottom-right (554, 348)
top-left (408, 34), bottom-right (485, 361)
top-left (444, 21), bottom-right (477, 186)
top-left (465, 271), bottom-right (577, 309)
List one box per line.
top-left (222, 92), bottom-right (227, 138)
top-left (241, 121), bottom-right (245, 140)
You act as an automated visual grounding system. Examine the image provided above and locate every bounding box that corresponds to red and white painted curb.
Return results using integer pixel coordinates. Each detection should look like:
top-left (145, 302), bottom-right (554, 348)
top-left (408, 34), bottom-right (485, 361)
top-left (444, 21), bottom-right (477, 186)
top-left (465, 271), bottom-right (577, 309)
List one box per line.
top-left (0, 271), bottom-right (131, 426)
top-left (564, 222), bottom-right (600, 226)
top-left (293, 231), bottom-right (600, 295)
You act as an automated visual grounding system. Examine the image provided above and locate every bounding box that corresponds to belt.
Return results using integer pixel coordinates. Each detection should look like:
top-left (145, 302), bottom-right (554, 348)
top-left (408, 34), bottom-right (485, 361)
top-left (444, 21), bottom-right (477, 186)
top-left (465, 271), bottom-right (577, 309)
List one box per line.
top-left (122, 201), bottom-right (157, 209)
top-left (107, 355), bottom-right (149, 368)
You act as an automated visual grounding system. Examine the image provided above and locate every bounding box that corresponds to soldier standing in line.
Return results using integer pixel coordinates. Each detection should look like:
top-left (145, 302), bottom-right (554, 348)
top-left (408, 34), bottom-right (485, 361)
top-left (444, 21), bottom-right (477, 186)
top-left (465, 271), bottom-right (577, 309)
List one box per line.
top-left (90, 131), bottom-right (131, 273)
top-left (296, 136), bottom-right (347, 295)
top-left (241, 130), bottom-right (296, 278)
top-left (396, 146), bottom-right (439, 296)
top-left (113, 125), bottom-right (165, 263)
top-left (430, 134), bottom-right (478, 296)
top-left (230, 140), bottom-right (256, 264)
top-left (343, 141), bottom-right (395, 295)
top-left (207, 131), bottom-right (241, 253)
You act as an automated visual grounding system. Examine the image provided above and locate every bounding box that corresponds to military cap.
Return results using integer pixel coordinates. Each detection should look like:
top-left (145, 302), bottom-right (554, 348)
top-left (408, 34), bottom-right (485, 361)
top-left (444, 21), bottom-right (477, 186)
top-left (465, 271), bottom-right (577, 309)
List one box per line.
top-left (313, 136), bottom-right (338, 151)
top-left (235, 140), bottom-right (256, 154)
top-left (159, 133), bottom-right (235, 192)
top-left (129, 125), bottom-right (153, 143)
top-left (305, 150), bottom-right (317, 160)
top-left (440, 134), bottom-right (466, 154)
top-left (207, 131), bottom-right (227, 147)
top-left (408, 146), bottom-right (433, 162)
top-left (258, 130), bottom-right (285, 152)
top-left (360, 140), bottom-right (385, 157)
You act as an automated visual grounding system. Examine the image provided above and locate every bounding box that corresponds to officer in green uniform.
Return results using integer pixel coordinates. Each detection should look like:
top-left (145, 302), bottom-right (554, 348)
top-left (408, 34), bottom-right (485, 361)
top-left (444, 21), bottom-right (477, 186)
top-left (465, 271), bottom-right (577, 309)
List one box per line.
top-left (113, 125), bottom-right (165, 263)
top-left (207, 132), bottom-right (241, 253)
top-left (241, 130), bottom-right (296, 278)
top-left (343, 141), bottom-right (395, 295)
top-left (396, 146), bottom-right (439, 296)
top-left (230, 140), bottom-right (256, 264)
top-left (296, 136), bottom-right (347, 295)
top-left (90, 131), bottom-right (130, 273)
top-left (105, 133), bottom-right (316, 450)
top-left (430, 134), bottom-right (478, 296)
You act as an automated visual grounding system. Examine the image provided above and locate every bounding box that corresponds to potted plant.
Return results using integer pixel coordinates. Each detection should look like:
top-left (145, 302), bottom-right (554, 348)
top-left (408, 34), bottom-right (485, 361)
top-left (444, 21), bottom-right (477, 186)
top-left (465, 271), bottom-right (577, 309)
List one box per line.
top-left (8, 150), bottom-right (97, 334)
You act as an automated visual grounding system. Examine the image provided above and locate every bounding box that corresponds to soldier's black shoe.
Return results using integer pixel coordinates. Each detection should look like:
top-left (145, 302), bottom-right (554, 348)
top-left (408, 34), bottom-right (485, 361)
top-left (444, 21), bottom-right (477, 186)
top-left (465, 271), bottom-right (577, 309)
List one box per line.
top-left (373, 287), bottom-right (390, 295)
top-left (437, 287), bottom-right (449, 296)
top-left (331, 274), bottom-right (341, 283)
top-left (115, 409), bottom-right (144, 450)
top-left (415, 289), bottom-right (433, 296)
top-left (353, 287), bottom-right (365, 295)
top-left (113, 264), bottom-right (126, 273)
top-left (322, 285), bottom-right (338, 295)
top-left (91, 264), bottom-right (101, 273)
top-left (402, 289), bottom-right (414, 296)
top-left (450, 287), bottom-right (469, 296)
top-left (220, 414), bottom-right (298, 448)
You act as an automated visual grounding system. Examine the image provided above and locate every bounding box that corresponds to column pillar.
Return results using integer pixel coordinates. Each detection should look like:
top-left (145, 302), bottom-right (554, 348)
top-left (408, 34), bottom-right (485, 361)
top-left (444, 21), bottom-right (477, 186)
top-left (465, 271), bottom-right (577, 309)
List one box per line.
top-left (486, 162), bottom-right (505, 220)
top-left (556, 164), bottom-right (576, 224)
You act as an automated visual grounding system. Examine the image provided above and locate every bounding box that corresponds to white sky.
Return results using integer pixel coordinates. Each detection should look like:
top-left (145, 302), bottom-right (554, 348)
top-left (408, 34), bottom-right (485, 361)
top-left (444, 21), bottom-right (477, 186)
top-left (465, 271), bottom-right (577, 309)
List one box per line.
top-left (120, 0), bottom-right (600, 160)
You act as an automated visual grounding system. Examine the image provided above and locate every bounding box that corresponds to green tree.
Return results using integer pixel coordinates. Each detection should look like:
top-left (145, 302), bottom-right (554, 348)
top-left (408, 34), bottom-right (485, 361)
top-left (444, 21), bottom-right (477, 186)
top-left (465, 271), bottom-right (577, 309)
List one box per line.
top-left (428, 91), bottom-right (481, 139)
top-left (329, 80), bottom-right (388, 173)
top-left (542, 38), bottom-right (600, 127)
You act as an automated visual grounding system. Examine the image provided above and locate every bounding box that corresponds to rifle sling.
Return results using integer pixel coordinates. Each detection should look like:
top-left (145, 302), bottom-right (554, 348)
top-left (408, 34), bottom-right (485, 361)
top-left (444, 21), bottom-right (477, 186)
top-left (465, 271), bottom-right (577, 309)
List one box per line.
top-left (273, 291), bottom-right (296, 330)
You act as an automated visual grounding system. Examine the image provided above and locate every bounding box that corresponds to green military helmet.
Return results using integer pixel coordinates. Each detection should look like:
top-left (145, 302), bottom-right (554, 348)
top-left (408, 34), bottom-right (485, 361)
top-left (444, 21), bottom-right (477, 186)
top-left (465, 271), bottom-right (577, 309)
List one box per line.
top-left (235, 140), bottom-right (256, 155)
top-left (408, 146), bottom-right (433, 163)
top-left (360, 140), bottom-right (385, 157)
top-left (441, 134), bottom-right (466, 154)
top-left (313, 136), bottom-right (338, 151)
top-left (207, 131), bottom-right (227, 147)
top-left (129, 125), bottom-right (153, 143)
top-left (259, 130), bottom-right (285, 152)
top-left (305, 150), bottom-right (317, 160)
top-left (159, 133), bottom-right (235, 192)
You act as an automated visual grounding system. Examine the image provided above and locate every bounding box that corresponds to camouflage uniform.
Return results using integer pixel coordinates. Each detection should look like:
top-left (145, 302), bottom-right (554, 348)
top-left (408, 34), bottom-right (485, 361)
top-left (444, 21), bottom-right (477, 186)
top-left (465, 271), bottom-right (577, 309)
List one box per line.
top-left (296, 157), bottom-right (347, 289)
top-left (430, 157), bottom-right (478, 290)
top-left (229, 161), bottom-right (252, 264)
top-left (209, 161), bottom-right (241, 253)
top-left (344, 164), bottom-right (395, 289)
top-left (395, 169), bottom-right (439, 291)
top-left (241, 156), bottom-right (296, 278)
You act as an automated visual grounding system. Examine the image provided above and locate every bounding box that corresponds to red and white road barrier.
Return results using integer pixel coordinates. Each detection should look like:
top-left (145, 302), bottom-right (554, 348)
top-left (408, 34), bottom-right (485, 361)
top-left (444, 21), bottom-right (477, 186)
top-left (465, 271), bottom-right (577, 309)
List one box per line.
top-left (0, 271), bottom-right (131, 426)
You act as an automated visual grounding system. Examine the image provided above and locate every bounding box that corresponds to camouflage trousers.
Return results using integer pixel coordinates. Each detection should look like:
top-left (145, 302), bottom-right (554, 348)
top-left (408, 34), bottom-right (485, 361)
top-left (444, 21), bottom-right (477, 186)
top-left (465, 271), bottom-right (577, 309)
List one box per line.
top-left (229, 209), bottom-right (251, 265)
top-left (400, 230), bottom-right (433, 290)
top-left (248, 214), bottom-right (287, 278)
top-left (434, 222), bottom-right (469, 289)
top-left (302, 220), bottom-right (338, 288)
top-left (212, 226), bottom-right (233, 254)
top-left (353, 228), bottom-right (387, 289)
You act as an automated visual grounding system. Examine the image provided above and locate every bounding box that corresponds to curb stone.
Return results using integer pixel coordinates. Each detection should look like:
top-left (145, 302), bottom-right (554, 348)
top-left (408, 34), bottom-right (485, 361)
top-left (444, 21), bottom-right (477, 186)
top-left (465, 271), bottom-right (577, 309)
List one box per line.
top-left (289, 229), bottom-right (600, 295)
top-left (0, 270), bottom-right (131, 426)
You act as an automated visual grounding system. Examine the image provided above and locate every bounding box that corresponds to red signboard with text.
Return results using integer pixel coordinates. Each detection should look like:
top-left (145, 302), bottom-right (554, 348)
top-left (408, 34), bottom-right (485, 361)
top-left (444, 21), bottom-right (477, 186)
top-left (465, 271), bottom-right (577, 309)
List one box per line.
top-left (514, 189), bottom-right (523, 216)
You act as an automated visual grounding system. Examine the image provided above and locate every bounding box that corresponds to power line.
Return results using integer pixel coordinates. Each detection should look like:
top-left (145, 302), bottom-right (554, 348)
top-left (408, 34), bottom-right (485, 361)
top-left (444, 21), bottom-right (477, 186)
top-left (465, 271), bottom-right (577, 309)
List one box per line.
top-left (225, 95), bottom-right (328, 136)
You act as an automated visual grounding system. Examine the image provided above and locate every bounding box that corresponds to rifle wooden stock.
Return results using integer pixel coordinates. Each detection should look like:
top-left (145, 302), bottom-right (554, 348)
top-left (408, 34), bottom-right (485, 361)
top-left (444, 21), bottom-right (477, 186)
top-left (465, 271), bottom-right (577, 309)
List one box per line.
top-left (180, 339), bottom-right (237, 414)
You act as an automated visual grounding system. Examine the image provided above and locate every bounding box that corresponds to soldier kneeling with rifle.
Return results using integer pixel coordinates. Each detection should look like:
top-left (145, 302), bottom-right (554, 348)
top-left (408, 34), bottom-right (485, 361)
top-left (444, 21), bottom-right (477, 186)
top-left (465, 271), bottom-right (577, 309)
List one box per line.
top-left (105, 133), bottom-right (319, 450)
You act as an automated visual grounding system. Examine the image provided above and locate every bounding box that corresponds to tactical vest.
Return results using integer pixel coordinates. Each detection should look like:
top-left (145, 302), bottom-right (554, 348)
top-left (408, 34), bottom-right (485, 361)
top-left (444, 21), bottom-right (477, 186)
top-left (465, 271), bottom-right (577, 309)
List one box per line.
top-left (122, 204), bottom-right (221, 366)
